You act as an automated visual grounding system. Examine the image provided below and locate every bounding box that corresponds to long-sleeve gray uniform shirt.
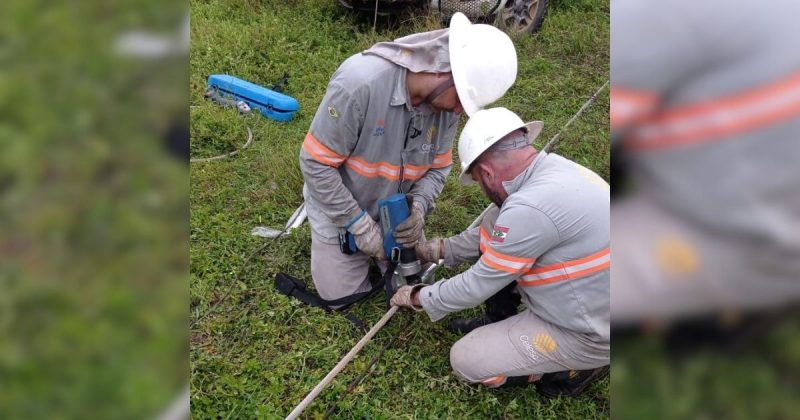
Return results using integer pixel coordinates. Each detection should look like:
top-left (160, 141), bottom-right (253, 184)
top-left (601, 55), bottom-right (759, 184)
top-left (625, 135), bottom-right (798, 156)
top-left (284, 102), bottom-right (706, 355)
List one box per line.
top-left (420, 152), bottom-right (611, 343)
top-left (300, 53), bottom-right (459, 244)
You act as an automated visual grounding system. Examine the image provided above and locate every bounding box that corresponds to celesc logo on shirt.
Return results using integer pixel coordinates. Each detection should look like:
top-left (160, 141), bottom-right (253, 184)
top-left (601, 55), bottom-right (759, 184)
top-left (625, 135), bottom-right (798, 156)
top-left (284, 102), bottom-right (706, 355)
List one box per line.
top-left (373, 120), bottom-right (385, 137)
top-left (420, 127), bottom-right (437, 154)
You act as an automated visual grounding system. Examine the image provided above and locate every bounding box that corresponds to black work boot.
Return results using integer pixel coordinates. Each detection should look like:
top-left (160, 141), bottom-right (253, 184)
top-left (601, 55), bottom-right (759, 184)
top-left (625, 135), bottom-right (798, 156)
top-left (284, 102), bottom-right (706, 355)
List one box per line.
top-left (535, 366), bottom-right (610, 397)
top-left (447, 282), bottom-right (522, 334)
top-left (447, 315), bottom-right (492, 334)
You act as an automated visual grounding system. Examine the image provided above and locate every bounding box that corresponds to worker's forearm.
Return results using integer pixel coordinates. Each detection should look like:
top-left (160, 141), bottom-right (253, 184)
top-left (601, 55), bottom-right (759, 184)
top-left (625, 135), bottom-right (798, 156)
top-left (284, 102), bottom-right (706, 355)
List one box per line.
top-left (408, 165), bottom-right (451, 215)
top-left (442, 226), bottom-right (481, 266)
top-left (299, 156), bottom-right (362, 226)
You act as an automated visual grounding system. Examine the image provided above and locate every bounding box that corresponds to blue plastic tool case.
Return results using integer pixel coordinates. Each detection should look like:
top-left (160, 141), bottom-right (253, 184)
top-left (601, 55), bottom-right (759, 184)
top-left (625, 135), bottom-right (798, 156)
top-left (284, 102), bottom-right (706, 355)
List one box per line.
top-left (207, 74), bottom-right (299, 122)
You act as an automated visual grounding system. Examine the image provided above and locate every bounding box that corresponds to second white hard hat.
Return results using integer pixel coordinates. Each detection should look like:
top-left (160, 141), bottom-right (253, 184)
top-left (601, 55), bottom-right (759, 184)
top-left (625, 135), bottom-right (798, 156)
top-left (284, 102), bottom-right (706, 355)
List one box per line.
top-left (458, 107), bottom-right (543, 185)
top-left (449, 12), bottom-right (518, 116)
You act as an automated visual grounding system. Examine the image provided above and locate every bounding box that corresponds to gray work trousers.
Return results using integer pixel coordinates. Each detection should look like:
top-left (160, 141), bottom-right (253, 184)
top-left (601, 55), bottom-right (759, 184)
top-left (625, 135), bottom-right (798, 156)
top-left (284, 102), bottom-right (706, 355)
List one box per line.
top-left (450, 309), bottom-right (610, 387)
top-left (310, 231), bottom-right (380, 304)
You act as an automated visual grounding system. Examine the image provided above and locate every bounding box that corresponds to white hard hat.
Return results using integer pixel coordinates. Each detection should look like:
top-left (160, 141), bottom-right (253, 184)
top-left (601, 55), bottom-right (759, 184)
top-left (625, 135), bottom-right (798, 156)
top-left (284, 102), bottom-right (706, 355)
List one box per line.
top-left (458, 107), bottom-right (543, 185)
top-left (449, 12), bottom-right (518, 116)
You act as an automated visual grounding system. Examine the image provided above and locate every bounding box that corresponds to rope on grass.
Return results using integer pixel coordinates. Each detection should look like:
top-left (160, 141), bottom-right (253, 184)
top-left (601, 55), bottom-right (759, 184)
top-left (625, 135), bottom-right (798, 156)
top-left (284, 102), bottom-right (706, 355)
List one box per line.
top-left (190, 126), bottom-right (253, 163)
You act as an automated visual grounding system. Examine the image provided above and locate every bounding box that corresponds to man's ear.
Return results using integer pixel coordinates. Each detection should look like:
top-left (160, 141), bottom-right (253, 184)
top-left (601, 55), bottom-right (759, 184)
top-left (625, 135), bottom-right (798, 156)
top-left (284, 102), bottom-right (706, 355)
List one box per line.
top-left (476, 160), bottom-right (494, 183)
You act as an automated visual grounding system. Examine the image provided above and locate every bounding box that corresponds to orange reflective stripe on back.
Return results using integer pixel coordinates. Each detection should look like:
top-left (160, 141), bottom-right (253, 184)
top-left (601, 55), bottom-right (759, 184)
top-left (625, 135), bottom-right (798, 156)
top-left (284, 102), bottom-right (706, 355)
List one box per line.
top-left (480, 375), bottom-right (506, 387)
top-left (611, 87), bottom-right (660, 129)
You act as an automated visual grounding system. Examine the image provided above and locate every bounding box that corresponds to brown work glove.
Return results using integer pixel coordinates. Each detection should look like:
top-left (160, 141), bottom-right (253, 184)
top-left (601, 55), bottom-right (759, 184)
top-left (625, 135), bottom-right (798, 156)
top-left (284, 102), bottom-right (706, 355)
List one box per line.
top-left (415, 238), bottom-right (444, 264)
top-left (347, 211), bottom-right (386, 261)
top-left (394, 197), bottom-right (426, 247)
top-left (390, 284), bottom-right (427, 311)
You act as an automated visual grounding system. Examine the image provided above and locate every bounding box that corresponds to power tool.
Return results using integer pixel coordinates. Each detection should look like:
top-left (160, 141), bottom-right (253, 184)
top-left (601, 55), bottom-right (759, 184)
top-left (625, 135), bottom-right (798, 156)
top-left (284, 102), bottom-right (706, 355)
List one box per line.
top-left (377, 193), bottom-right (423, 289)
top-left (338, 193), bottom-right (424, 296)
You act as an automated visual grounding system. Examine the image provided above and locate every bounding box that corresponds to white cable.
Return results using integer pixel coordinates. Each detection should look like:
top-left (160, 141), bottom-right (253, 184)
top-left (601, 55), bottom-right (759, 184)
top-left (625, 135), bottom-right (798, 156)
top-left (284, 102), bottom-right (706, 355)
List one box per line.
top-left (190, 126), bottom-right (253, 163)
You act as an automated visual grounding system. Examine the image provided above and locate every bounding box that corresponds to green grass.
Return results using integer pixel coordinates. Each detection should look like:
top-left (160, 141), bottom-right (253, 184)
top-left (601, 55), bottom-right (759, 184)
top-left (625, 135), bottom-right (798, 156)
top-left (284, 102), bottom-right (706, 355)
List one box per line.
top-left (190, 0), bottom-right (609, 417)
top-left (1, 2), bottom-right (188, 419)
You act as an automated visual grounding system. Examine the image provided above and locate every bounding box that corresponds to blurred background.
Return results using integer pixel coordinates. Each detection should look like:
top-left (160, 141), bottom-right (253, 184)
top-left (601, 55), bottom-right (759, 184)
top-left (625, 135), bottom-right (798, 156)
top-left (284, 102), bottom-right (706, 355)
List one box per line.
top-left (611, 0), bottom-right (800, 418)
top-left (1, 1), bottom-right (189, 418)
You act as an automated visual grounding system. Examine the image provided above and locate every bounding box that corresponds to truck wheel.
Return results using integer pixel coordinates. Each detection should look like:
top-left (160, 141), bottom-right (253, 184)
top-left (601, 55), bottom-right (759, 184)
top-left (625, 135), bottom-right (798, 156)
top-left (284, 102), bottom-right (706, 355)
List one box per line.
top-left (499, 0), bottom-right (548, 34)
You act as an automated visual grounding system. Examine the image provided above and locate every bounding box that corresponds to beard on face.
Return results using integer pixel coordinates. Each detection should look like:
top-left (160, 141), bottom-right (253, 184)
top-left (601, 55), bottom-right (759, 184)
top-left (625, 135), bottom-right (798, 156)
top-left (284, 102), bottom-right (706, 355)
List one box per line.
top-left (478, 179), bottom-right (505, 207)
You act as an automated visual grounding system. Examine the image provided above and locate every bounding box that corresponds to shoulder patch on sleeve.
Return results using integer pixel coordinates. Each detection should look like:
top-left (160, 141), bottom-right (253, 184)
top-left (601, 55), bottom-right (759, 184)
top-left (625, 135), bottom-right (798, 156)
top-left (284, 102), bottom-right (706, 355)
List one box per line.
top-left (491, 225), bottom-right (509, 243)
top-left (328, 106), bottom-right (339, 119)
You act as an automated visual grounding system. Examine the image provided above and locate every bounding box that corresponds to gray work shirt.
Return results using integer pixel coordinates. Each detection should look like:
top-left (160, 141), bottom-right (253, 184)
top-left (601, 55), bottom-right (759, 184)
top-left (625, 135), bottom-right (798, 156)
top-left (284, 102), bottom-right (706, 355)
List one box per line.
top-left (612, 0), bottom-right (800, 254)
top-left (300, 53), bottom-right (459, 244)
top-left (420, 152), bottom-right (611, 343)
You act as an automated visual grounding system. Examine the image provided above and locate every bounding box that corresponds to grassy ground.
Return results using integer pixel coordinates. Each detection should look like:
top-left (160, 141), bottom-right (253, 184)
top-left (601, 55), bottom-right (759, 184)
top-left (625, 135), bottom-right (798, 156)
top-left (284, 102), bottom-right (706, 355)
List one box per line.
top-left (1, 2), bottom-right (187, 418)
top-left (190, 0), bottom-right (609, 417)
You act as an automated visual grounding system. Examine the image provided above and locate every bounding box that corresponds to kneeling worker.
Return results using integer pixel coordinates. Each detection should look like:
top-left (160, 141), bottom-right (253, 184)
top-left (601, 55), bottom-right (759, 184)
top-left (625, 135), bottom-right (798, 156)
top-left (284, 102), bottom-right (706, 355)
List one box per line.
top-left (391, 107), bottom-right (610, 396)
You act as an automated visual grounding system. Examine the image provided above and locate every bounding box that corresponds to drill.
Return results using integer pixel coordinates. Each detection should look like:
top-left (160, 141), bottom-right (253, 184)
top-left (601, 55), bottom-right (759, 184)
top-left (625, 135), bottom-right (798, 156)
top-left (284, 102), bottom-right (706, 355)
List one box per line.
top-left (338, 193), bottom-right (423, 297)
top-left (377, 193), bottom-right (423, 289)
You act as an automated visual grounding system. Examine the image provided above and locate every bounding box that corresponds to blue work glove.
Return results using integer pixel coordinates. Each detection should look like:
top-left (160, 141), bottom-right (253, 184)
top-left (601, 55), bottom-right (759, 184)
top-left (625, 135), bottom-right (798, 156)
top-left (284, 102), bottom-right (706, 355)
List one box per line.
top-left (394, 197), bottom-right (426, 247)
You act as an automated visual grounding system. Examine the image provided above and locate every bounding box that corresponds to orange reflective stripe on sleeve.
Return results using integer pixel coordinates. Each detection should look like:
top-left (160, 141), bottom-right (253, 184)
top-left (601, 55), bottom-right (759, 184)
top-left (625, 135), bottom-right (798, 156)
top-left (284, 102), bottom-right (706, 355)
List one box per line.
top-left (479, 226), bottom-right (491, 253)
top-left (611, 88), bottom-right (660, 129)
top-left (480, 245), bottom-right (536, 274)
top-left (432, 149), bottom-right (453, 168)
top-left (627, 72), bottom-right (800, 151)
top-left (303, 132), bottom-right (346, 167)
top-left (518, 248), bottom-right (610, 287)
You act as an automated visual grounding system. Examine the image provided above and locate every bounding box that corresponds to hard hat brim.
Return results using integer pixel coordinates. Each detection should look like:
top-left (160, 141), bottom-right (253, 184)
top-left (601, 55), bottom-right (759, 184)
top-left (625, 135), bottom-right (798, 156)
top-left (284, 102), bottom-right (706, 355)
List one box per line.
top-left (458, 120), bottom-right (544, 185)
top-left (448, 13), bottom-right (480, 116)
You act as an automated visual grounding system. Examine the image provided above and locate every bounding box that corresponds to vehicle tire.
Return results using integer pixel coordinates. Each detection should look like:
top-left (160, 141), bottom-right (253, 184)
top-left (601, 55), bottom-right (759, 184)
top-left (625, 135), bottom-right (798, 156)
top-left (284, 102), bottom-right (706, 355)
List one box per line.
top-left (499, 0), bottom-right (549, 34)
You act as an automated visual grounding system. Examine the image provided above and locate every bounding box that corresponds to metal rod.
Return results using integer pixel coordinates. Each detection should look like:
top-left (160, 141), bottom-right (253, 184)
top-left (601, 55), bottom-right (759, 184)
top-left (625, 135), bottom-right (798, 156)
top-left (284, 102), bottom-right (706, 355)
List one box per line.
top-left (285, 262), bottom-right (439, 419)
top-left (285, 306), bottom-right (399, 420)
top-left (542, 80), bottom-right (609, 153)
top-left (467, 203), bottom-right (497, 229)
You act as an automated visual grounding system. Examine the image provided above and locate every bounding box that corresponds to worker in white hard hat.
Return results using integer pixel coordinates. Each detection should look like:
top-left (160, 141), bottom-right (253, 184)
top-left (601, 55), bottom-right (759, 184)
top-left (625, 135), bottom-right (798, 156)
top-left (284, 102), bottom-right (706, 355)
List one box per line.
top-left (391, 107), bottom-right (610, 396)
top-left (299, 13), bottom-right (518, 306)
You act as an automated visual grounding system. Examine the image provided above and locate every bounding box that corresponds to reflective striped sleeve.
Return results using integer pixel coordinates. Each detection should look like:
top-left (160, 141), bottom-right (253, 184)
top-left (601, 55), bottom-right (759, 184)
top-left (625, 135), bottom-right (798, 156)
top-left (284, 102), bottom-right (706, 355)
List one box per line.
top-left (299, 83), bottom-right (365, 226)
top-left (419, 206), bottom-right (559, 322)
